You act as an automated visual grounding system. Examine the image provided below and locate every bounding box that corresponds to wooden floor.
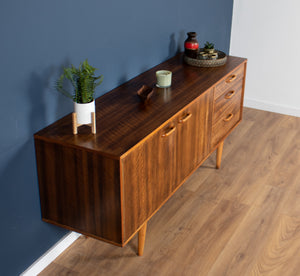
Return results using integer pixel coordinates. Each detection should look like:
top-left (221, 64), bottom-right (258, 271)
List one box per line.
top-left (39, 107), bottom-right (300, 276)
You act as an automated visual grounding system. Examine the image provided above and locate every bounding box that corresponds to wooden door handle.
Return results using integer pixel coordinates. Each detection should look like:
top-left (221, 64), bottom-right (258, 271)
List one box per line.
top-left (225, 90), bottom-right (235, 99)
top-left (178, 112), bottom-right (192, 123)
top-left (226, 74), bottom-right (237, 83)
top-left (223, 113), bottom-right (234, 122)
top-left (162, 125), bottom-right (176, 137)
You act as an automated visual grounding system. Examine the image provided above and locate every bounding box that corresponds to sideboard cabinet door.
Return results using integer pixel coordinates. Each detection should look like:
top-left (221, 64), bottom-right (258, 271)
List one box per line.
top-left (176, 90), bottom-right (213, 184)
top-left (121, 122), bottom-right (177, 242)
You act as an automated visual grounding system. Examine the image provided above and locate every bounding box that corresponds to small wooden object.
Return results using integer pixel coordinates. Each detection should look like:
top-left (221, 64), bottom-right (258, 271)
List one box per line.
top-left (72, 112), bottom-right (96, 135)
top-left (137, 85), bottom-right (154, 103)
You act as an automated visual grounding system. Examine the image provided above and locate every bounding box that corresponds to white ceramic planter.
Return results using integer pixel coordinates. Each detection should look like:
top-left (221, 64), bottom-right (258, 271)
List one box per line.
top-left (74, 100), bottom-right (95, 125)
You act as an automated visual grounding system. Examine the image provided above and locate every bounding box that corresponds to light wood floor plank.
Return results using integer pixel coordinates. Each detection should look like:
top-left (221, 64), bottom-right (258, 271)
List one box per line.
top-left (165, 199), bottom-right (249, 276)
top-left (119, 195), bottom-right (219, 276)
top-left (220, 116), bottom-right (298, 206)
top-left (38, 262), bottom-right (79, 275)
top-left (247, 214), bottom-right (300, 276)
top-left (266, 130), bottom-right (300, 190)
top-left (207, 184), bottom-right (287, 276)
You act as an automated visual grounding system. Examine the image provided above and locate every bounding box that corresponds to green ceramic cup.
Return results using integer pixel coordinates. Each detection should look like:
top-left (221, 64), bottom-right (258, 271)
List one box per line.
top-left (156, 70), bottom-right (172, 88)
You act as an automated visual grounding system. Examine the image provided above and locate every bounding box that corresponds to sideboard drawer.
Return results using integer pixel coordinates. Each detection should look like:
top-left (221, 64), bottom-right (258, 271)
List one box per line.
top-left (214, 81), bottom-right (243, 122)
top-left (212, 90), bottom-right (242, 147)
top-left (215, 64), bottom-right (244, 100)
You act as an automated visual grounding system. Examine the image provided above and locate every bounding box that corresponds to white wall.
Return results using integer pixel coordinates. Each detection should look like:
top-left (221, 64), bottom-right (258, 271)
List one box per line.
top-left (230, 0), bottom-right (300, 117)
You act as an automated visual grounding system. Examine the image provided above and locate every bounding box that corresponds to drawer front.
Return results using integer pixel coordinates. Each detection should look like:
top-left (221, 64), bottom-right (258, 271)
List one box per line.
top-left (212, 90), bottom-right (242, 147)
top-left (214, 81), bottom-right (243, 122)
top-left (215, 64), bottom-right (244, 100)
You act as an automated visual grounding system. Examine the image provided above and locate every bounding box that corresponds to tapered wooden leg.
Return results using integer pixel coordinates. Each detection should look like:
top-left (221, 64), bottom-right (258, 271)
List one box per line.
top-left (216, 141), bottom-right (224, 169)
top-left (72, 113), bottom-right (78, 135)
top-left (138, 222), bottom-right (147, 256)
top-left (91, 112), bottom-right (96, 134)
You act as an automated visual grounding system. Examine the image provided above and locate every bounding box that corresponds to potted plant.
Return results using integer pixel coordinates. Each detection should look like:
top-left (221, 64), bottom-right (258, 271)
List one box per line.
top-left (204, 41), bottom-right (215, 54)
top-left (55, 59), bottom-right (103, 126)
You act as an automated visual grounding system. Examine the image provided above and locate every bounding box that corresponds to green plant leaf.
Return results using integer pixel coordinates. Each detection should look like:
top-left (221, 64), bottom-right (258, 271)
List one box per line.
top-left (55, 60), bottom-right (103, 103)
top-left (204, 41), bottom-right (215, 49)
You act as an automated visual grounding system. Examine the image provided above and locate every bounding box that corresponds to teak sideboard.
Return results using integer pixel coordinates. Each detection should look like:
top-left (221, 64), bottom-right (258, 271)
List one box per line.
top-left (34, 53), bottom-right (247, 256)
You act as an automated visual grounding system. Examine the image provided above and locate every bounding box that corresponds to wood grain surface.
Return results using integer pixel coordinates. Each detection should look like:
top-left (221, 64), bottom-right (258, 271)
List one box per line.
top-left (34, 54), bottom-right (246, 158)
top-left (121, 91), bottom-right (213, 241)
top-left (214, 64), bottom-right (244, 100)
top-left (35, 139), bottom-right (123, 244)
top-left (39, 108), bottom-right (300, 276)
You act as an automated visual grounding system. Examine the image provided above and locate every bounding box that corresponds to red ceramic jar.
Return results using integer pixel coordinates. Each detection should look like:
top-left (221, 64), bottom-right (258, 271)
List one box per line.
top-left (184, 32), bottom-right (199, 58)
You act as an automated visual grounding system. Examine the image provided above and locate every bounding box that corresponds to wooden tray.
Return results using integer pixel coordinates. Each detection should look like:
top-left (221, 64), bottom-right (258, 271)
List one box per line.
top-left (184, 49), bottom-right (227, 67)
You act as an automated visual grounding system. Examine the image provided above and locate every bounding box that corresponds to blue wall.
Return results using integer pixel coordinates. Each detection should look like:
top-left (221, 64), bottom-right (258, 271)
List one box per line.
top-left (0, 0), bottom-right (233, 275)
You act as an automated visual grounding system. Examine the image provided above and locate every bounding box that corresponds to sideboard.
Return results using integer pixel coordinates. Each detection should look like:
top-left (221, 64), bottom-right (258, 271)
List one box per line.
top-left (34, 53), bottom-right (247, 256)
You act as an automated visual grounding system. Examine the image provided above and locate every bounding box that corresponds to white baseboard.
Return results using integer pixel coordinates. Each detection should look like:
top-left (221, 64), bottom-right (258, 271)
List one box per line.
top-left (20, 232), bottom-right (81, 276)
top-left (244, 97), bottom-right (300, 117)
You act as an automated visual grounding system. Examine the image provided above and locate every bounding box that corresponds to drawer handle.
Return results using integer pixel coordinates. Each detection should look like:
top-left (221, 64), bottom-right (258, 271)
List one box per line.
top-left (178, 112), bottom-right (192, 123)
top-left (223, 113), bottom-right (234, 122)
top-left (226, 74), bottom-right (237, 83)
top-left (225, 90), bottom-right (235, 99)
top-left (162, 125), bottom-right (176, 137)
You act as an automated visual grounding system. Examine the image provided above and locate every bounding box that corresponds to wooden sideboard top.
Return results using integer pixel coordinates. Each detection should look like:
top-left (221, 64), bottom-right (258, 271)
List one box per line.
top-left (35, 54), bottom-right (247, 158)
